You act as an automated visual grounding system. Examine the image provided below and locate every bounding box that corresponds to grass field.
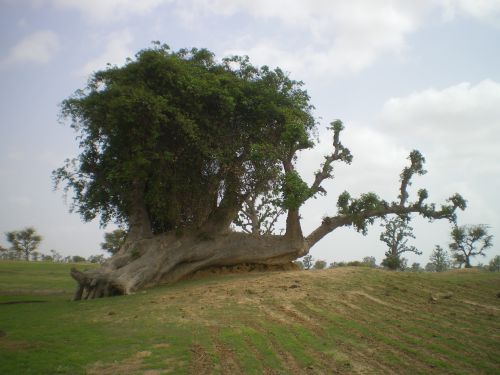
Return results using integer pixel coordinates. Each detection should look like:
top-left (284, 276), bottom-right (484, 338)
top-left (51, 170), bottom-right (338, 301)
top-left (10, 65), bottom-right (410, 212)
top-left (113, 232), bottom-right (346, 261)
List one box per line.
top-left (0, 260), bottom-right (499, 374)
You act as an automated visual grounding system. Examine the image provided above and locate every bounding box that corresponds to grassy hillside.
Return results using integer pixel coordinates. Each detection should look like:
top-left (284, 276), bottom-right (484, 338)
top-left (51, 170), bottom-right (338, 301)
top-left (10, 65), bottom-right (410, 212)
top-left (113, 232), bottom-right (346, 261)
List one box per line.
top-left (0, 261), bottom-right (499, 374)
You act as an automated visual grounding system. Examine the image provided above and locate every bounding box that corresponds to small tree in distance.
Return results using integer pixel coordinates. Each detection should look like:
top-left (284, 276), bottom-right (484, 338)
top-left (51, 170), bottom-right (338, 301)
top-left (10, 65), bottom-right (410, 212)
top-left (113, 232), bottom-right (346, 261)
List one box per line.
top-left (449, 225), bottom-right (493, 268)
top-left (429, 245), bottom-right (450, 272)
top-left (489, 256), bottom-right (500, 272)
top-left (101, 229), bottom-right (127, 255)
top-left (380, 217), bottom-right (421, 270)
top-left (50, 249), bottom-right (63, 262)
top-left (5, 227), bottom-right (42, 261)
top-left (411, 262), bottom-right (422, 272)
top-left (302, 255), bottom-right (314, 270)
top-left (362, 256), bottom-right (377, 267)
top-left (425, 262), bottom-right (437, 272)
top-left (72, 255), bottom-right (86, 263)
top-left (314, 260), bottom-right (327, 269)
top-left (88, 254), bottom-right (106, 264)
top-left (0, 245), bottom-right (8, 260)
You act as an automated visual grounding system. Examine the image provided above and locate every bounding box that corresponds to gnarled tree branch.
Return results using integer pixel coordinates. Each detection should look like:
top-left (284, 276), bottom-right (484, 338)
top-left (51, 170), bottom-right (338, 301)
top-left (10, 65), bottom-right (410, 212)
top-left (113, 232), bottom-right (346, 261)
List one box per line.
top-left (310, 120), bottom-right (353, 195)
top-left (306, 150), bottom-right (466, 247)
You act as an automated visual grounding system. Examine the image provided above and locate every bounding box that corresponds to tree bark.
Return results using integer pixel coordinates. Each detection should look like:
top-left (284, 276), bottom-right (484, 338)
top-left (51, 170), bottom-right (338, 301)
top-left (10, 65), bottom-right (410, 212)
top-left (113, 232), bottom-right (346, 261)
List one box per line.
top-left (127, 181), bottom-right (152, 241)
top-left (71, 231), bottom-right (308, 300)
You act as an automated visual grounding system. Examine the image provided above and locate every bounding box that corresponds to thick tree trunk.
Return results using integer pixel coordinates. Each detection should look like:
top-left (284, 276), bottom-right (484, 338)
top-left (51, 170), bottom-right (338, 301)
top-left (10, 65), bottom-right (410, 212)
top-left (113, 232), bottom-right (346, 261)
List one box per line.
top-left (127, 181), bottom-right (153, 241)
top-left (71, 231), bottom-right (308, 300)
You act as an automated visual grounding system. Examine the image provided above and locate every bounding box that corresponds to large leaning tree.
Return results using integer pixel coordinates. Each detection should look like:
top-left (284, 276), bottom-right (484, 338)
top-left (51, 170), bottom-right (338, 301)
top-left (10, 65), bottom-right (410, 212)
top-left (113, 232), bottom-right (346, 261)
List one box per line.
top-left (53, 44), bottom-right (466, 300)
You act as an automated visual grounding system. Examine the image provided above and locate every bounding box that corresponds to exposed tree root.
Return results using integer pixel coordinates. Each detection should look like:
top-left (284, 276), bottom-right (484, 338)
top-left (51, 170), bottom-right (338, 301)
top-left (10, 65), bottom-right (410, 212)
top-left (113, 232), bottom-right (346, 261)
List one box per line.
top-left (71, 232), bottom-right (308, 300)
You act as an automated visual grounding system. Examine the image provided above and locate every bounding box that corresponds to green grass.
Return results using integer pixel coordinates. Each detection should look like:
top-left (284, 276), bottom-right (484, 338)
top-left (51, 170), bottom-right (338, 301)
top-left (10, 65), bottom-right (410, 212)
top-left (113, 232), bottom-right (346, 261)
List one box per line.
top-left (0, 261), bottom-right (499, 374)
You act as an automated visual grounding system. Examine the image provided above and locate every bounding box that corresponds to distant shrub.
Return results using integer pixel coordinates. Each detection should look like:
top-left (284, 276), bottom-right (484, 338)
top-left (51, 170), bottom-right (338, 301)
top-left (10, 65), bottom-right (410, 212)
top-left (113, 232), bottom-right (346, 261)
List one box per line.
top-left (329, 260), bottom-right (375, 268)
top-left (72, 255), bottom-right (86, 263)
top-left (347, 261), bottom-right (362, 267)
top-left (362, 256), bottom-right (377, 267)
top-left (411, 262), bottom-right (423, 272)
top-left (88, 254), bottom-right (106, 264)
top-left (302, 254), bottom-right (314, 270)
top-left (382, 256), bottom-right (408, 271)
top-left (314, 260), bottom-right (327, 270)
top-left (425, 262), bottom-right (437, 272)
top-left (329, 261), bottom-right (346, 268)
top-left (489, 256), bottom-right (500, 272)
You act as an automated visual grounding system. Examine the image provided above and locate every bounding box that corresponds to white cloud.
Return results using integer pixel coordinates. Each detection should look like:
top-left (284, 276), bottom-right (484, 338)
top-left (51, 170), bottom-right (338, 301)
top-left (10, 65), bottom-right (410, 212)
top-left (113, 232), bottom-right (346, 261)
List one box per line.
top-left (7, 151), bottom-right (26, 161)
top-left (22, 1), bottom-right (498, 77)
top-left (175, 0), bottom-right (500, 77)
top-left (210, 0), bottom-right (425, 77)
top-left (1, 30), bottom-right (60, 66)
top-left (79, 29), bottom-right (133, 76)
top-left (302, 80), bottom-right (500, 263)
top-left (441, 0), bottom-right (500, 22)
top-left (9, 196), bottom-right (32, 208)
top-left (375, 80), bottom-right (500, 260)
top-left (378, 79), bottom-right (500, 173)
top-left (47, 0), bottom-right (169, 22)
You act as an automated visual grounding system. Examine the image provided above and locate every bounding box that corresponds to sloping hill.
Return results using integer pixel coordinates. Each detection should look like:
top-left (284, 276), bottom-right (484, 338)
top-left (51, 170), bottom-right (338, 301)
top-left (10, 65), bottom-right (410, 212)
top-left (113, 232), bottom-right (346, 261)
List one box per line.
top-left (0, 261), bottom-right (499, 374)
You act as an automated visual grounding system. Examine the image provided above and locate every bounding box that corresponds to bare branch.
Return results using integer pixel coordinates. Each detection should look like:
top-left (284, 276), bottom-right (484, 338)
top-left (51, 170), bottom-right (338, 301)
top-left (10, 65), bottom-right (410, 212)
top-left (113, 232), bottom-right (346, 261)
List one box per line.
top-left (310, 120), bottom-right (353, 195)
top-left (306, 151), bottom-right (466, 248)
top-left (399, 150), bottom-right (426, 206)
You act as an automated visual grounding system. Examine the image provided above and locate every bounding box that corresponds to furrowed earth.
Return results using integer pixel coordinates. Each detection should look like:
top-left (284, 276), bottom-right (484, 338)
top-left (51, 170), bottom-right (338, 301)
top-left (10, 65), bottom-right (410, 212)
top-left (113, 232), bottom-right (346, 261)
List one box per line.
top-left (0, 261), bottom-right (499, 374)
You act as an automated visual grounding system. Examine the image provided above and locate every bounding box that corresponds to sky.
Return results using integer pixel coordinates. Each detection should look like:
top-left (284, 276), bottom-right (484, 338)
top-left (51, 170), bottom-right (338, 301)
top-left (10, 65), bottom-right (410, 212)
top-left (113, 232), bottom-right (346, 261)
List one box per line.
top-left (0, 0), bottom-right (499, 266)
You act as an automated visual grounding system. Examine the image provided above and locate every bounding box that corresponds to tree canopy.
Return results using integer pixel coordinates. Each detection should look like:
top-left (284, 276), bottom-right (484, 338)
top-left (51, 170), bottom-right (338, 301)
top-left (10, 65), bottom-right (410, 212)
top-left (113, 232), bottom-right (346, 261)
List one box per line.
top-left (380, 217), bottom-right (421, 270)
top-left (54, 43), bottom-right (315, 237)
top-left (429, 245), bottom-right (451, 272)
top-left (100, 229), bottom-right (127, 255)
top-left (449, 224), bottom-right (493, 268)
top-left (5, 227), bottom-right (42, 261)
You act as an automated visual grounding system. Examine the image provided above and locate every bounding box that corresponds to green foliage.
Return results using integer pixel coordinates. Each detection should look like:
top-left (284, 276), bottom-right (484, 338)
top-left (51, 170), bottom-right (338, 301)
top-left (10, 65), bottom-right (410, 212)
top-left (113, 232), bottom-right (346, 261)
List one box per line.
top-left (302, 254), bottom-right (313, 270)
top-left (328, 260), bottom-right (372, 268)
top-left (327, 120), bottom-right (353, 164)
top-left (336, 191), bottom-right (386, 234)
top-left (449, 224), bottom-right (493, 268)
top-left (5, 227), bottom-right (42, 261)
top-left (425, 262), bottom-right (437, 272)
top-left (381, 255), bottom-right (408, 271)
top-left (328, 149), bottom-right (466, 241)
top-left (281, 171), bottom-right (312, 209)
top-left (346, 260), bottom-right (362, 267)
top-left (488, 256), bottom-right (500, 272)
top-left (1, 262), bottom-right (499, 374)
top-left (88, 254), bottom-right (106, 264)
top-left (313, 260), bottom-right (327, 270)
top-left (380, 217), bottom-right (421, 270)
top-left (233, 190), bottom-right (284, 235)
top-left (410, 263), bottom-right (422, 272)
top-left (381, 255), bottom-right (399, 270)
top-left (362, 256), bottom-right (377, 267)
top-left (398, 150), bottom-right (426, 204)
top-left (101, 229), bottom-right (127, 255)
top-left (54, 44), bottom-right (315, 233)
top-left (429, 245), bottom-right (451, 272)
top-left (71, 255), bottom-right (86, 263)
